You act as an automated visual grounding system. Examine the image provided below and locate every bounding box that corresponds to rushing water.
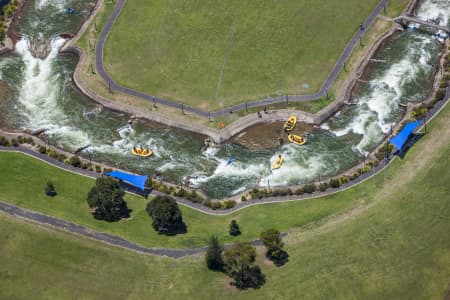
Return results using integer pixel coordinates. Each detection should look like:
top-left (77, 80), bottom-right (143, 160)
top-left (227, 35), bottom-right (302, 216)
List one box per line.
top-left (0, 0), bottom-right (448, 198)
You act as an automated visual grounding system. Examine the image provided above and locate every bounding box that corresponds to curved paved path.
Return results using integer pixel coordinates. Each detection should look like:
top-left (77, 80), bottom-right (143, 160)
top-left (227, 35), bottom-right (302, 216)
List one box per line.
top-left (0, 201), bottom-right (207, 258)
top-left (96, 0), bottom-right (389, 117)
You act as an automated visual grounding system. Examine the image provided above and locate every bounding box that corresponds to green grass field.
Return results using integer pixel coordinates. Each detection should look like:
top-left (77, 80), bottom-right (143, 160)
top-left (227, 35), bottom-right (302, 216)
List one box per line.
top-left (1, 102), bottom-right (449, 299)
top-left (104, 0), bottom-right (380, 110)
top-left (0, 151), bottom-right (365, 249)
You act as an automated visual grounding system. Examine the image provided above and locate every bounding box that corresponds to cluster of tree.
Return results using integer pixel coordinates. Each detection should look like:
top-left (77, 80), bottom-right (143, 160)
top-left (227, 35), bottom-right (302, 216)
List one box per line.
top-left (260, 228), bottom-right (289, 266)
top-left (205, 237), bottom-right (265, 289)
top-left (146, 195), bottom-right (186, 235)
top-left (86, 182), bottom-right (186, 234)
top-left (205, 228), bottom-right (288, 289)
top-left (86, 177), bottom-right (130, 222)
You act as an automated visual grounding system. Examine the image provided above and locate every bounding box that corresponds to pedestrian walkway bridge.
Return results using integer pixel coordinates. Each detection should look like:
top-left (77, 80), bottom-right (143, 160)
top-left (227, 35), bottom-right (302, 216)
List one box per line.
top-left (394, 15), bottom-right (449, 33)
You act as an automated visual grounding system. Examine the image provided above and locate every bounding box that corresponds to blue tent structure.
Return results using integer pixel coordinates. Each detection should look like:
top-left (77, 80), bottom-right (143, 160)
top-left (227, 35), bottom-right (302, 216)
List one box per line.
top-left (106, 171), bottom-right (148, 191)
top-left (389, 120), bottom-right (423, 151)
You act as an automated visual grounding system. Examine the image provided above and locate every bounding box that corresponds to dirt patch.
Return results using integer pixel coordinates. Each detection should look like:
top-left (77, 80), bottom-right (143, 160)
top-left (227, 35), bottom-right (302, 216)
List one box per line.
top-left (233, 121), bottom-right (315, 150)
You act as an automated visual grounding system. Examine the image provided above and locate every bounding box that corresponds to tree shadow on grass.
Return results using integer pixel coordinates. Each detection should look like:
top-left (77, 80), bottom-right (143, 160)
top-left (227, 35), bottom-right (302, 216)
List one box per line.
top-left (268, 249), bottom-right (289, 267)
top-left (157, 221), bottom-right (188, 236)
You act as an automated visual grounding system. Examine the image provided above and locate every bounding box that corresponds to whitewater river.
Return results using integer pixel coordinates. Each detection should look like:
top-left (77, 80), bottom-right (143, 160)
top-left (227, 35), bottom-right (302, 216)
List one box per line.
top-left (0, 0), bottom-right (448, 198)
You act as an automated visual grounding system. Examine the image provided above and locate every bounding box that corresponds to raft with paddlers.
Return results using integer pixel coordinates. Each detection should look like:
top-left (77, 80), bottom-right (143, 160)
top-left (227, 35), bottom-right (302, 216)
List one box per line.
top-left (131, 147), bottom-right (152, 157)
top-left (272, 155), bottom-right (284, 170)
top-left (283, 116), bottom-right (297, 132)
top-left (288, 134), bottom-right (306, 145)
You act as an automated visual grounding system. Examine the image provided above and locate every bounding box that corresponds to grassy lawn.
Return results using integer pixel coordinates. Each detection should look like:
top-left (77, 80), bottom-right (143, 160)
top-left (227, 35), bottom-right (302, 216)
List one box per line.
top-left (1, 102), bottom-right (449, 299)
top-left (104, 0), bottom-right (380, 110)
top-left (0, 151), bottom-right (362, 249)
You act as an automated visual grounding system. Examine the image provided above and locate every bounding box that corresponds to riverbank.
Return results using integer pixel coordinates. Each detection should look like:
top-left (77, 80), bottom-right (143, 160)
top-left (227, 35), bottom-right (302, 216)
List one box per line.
top-left (0, 0), bottom-right (26, 54)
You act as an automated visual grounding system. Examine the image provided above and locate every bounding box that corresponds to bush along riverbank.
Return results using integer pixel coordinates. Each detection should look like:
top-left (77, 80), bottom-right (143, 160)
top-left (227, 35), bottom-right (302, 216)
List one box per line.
top-left (0, 0), bottom-right (18, 42)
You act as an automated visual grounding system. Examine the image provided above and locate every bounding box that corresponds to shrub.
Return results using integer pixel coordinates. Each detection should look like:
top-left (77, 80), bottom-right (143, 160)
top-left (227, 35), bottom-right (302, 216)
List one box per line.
top-left (0, 136), bottom-right (8, 146)
top-left (303, 184), bottom-right (316, 194)
top-left (319, 182), bottom-right (328, 192)
top-left (203, 199), bottom-right (211, 207)
top-left (222, 200), bottom-right (237, 209)
top-left (10, 138), bottom-right (18, 146)
top-left (205, 235), bottom-right (224, 271)
top-left (176, 188), bottom-right (188, 198)
top-left (210, 201), bottom-right (222, 210)
top-left (435, 89), bottom-right (446, 102)
top-left (260, 228), bottom-right (289, 266)
top-left (411, 107), bottom-right (428, 120)
top-left (57, 153), bottom-right (66, 162)
top-left (241, 195), bottom-right (247, 202)
top-left (229, 220), bottom-right (241, 236)
top-left (294, 187), bottom-right (304, 195)
top-left (46, 148), bottom-right (59, 160)
top-left (66, 156), bottom-right (82, 168)
top-left (95, 165), bottom-right (102, 173)
top-left (375, 143), bottom-right (394, 161)
top-left (340, 176), bottom-right (350, 184)
top-left (329, 178), bottom-right (342, 188)
top-left (45, 181), bottom-right (56, 197)
top-left (38, 145), bottom-right (47, 154)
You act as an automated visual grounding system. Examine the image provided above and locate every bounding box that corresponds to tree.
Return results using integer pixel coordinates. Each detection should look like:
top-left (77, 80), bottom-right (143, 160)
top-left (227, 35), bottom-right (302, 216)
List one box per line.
top-left (205, 235), bottom-right (224, 271)
top-left (146, 195), bottom-right (186, 235)
top-left (45, 181), bottom-right (56, 197)
top-left (223, 242), bottom-right (265, 289)
top-left (87, 177), bottom-right (130, 222)
top-left (229, 219), bottom-right (241, 236)
top-left (260, 228), bottom-right (289, 266)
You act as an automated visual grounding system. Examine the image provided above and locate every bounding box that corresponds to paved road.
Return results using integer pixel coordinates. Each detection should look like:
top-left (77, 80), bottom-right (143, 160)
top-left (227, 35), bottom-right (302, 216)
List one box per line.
top-left (95, 0), bottom-right (390, 117)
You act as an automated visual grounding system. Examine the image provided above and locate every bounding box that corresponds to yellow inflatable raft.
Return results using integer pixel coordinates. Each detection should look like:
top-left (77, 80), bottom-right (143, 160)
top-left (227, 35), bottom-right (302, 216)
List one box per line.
top-left (288, 134), bottom-right (306, 145)
top-left (272, 155), bottom-right (284, 170)
top-left (283, 116), bottom-right (297, 132)
top-left (131, 147), bottom-right (152, 157)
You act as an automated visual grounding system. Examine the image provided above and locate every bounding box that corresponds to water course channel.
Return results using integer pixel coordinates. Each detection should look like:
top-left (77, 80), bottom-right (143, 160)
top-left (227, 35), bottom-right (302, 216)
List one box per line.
top-left (0, 0), bottom-right (448, 199)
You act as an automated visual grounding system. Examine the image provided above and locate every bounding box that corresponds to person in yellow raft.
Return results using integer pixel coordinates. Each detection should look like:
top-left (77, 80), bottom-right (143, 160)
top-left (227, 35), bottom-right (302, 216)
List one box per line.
top-left (272, 154), bottom-right (284, 170)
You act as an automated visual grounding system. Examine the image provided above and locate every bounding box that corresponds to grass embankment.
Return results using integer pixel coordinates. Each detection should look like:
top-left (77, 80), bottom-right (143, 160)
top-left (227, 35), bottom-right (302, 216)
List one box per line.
top-left (1, 101), bottom-right (449, 299)
top-left (104, 0), bottom-right (380, 110)
top-left (0, 151), bottom-right (362, 249)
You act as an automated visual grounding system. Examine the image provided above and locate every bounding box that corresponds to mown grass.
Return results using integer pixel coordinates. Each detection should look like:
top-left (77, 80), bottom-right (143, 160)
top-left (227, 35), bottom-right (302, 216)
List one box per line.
top-left (1, 102), bottom-right (449, 299)
top-left (104, 0), bottom-right (380, 110)
top-left (0, 151), bottom-right (361, 249)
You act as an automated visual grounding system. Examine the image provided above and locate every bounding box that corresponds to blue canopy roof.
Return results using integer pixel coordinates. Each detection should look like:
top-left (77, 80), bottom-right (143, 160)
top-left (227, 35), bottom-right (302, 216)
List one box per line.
top-left (106, 171), bottom-right (148, 191)
top-left (390, 120), bottom-right (423, 150)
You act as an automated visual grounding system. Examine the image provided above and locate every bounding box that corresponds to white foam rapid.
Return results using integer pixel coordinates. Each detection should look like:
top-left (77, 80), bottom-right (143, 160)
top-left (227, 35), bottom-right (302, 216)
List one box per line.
top-left (15, 37), bottom-right (91, 147)
top-left (324, 31), bottom-right (436, 155)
